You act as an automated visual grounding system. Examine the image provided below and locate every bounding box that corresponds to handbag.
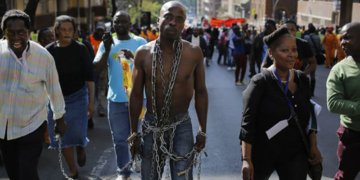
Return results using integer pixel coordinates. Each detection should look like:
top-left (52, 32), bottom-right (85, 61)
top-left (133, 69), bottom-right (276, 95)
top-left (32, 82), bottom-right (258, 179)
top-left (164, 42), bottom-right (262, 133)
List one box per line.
top-left (309, 35), bottom-right (325, 65)
top-left (272, 69), bottom-right (323, 180)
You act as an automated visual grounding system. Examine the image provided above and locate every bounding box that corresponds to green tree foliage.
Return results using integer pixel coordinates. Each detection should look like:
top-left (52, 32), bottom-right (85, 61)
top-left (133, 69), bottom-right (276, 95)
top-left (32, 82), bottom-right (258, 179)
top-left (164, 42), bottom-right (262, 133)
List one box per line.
top-left (129, 0), bottom-right (162, 25)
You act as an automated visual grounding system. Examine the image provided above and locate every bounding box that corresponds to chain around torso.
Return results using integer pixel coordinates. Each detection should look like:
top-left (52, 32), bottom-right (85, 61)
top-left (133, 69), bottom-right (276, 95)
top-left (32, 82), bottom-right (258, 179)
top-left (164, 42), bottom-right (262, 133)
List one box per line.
top-left (151, 38), bottom-right (183, 126)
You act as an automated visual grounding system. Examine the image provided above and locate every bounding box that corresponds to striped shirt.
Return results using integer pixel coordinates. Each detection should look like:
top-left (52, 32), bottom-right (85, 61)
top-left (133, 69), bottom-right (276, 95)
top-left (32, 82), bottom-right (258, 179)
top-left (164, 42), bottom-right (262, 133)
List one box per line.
top-left (0, 40), bottom-right (65, 140)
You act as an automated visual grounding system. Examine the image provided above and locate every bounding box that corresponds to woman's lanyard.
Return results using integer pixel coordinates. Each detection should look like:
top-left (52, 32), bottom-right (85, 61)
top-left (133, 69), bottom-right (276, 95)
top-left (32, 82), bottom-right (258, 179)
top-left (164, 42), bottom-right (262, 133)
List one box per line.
top-left (273, 68), bottom-right (294, 116)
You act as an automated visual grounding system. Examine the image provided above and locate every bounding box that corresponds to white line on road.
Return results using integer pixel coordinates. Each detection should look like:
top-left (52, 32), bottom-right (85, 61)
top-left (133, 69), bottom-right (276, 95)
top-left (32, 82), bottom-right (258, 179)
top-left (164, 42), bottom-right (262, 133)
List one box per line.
top-left (90, 147), bottom-right (114, 180)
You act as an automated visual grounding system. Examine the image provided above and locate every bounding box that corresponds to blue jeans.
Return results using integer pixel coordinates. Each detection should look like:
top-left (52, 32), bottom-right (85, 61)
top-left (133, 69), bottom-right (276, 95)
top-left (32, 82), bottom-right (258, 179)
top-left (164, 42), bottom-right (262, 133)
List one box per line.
top-left (141, 112), bottom-right (194, 180)
top-left (227, 48), bottom-right (235, 67)
top-left (108, 100), bottom-right (132, 176)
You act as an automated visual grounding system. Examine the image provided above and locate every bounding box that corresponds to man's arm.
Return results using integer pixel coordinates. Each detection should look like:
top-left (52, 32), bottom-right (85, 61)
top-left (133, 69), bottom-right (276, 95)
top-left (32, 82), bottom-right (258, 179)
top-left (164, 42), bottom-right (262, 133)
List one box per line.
top-left (303, 56), bottom-right (317, 75)
top-left (129, 46), bottom-right (146, 158)
top-left (193, 46), bottom-right (208, 151)
top-left (94, 36), bottom-right (112, 74)
top-left (327, 69), bottom-right (360, 116)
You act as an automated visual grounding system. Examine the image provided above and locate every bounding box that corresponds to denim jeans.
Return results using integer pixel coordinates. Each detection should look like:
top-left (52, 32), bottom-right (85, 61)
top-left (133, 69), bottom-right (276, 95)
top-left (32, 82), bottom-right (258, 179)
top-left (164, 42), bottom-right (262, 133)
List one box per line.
top-left (227, 48), bottom-right (235, 67)
top-left (141, 112), bottom-right (194, 180)
top-left (108, 100), bottom-right (132, 177)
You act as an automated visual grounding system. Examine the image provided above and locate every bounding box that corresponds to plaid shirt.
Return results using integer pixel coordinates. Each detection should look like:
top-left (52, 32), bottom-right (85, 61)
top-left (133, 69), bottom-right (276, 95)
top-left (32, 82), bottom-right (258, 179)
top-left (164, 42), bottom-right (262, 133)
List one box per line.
top-left (0, 40), bottom-right (65, 140)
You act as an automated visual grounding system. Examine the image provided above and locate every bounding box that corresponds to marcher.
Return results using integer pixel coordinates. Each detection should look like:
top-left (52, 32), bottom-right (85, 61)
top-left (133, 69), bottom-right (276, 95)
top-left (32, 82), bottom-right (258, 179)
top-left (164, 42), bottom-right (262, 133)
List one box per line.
top-left (46, 15), bottom-right (95, 179)
top-left (38, 28), bottom-right (54, 47)
top-left (248, 20), bottom-right (276, 78)
top-left (129, 1), bottom-right (208, 180)
top-left (327, 22), bottom-right (360, 180)
top-left (322, 26), bottom-right (337, 68)
top-left (94, 11), bottom-right (147, 180)
top-left (186, 26), bottom-right (208, 66)
top-left (304, 25), bottom-right (321, 96)
top-left (0, 10), bottom-right (67, 180)
top-left (241, 25), bottom-right (322, 180)
top-left (217, 28), bottom-right (228, 65)
top-left (232, 26), bottom-right (248, 86)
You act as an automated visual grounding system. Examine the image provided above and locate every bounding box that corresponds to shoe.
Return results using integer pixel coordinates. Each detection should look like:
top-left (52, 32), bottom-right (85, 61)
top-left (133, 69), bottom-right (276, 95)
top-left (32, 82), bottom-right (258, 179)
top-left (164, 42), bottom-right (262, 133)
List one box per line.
top-left (88, 118), bottom-right (94, 129)
top-left (76, 146), bottom-right (86, 167)
top-left (227, 67), bottom-right (232, 71)
top-left (235, 81), bottom-right (242, 86)
top-left (116, 175), bottom-right (132, 180)
top-left (232, 67), bottom-right (236, 70)
top-left (98, 108), bottom-right (105, 117)
top-left (68, 170), bottom-right (79, 179)
top-left (240, 81), bottom-right (247, 85)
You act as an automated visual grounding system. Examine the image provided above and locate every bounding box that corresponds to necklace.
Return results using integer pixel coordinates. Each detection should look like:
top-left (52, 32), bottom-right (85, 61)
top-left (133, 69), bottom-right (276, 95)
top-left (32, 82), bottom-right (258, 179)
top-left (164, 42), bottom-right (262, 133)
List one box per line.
top-left (281, 69), bottom-right (292, 84)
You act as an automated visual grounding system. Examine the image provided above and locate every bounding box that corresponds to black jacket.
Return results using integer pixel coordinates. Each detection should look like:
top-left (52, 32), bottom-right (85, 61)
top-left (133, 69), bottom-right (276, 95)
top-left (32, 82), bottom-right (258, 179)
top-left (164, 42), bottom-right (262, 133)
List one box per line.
top-left (186, 35), bottom-right (208, 58)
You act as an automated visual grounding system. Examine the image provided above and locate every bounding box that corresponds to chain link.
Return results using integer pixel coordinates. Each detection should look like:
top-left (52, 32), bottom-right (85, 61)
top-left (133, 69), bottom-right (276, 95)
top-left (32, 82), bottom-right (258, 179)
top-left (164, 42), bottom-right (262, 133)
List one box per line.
top-left (55, 134), bottom-right (133, 180)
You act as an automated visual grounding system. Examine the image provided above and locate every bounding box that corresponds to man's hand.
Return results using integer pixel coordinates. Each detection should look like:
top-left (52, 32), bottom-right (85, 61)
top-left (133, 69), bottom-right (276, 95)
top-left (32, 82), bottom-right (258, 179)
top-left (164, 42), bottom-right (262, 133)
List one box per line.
top-left (102, 33), bottom-right (113, 52)
top-left (309, 145), bottom-right (323, 165)
top-left (242, 159), bottom-right (254, 180)
top-left (194, 134), bottom-right (206, 152)
top-left (54, 117), bottom-right (67, 137)
top-left (121, 49), bottom-right (134, 59)
top-left (130, 138), bottom-right (141, 159)
top-left (87, 101), bottom-right (95, 119)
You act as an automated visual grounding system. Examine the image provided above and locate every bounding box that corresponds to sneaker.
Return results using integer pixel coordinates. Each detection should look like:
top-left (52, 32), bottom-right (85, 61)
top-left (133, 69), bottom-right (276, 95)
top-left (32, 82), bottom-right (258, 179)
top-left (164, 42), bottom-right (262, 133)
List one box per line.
top-left (240, 81), bottom-right (247, 85)
top-left (227, 67), bottom-right (232, 71)
top-left (235, 81), bottom-right (242, 86)
top-left (98, 108), bottom-right (105, 117)
top-left (232, 67), bottom-right (236, 70)
top-left (116, 175), bottom-right (132, 180)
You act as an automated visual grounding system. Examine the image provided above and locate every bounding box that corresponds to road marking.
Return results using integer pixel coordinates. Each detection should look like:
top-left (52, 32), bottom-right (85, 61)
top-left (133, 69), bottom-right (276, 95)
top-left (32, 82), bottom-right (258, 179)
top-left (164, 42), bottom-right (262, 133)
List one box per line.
top-left (90, 147), bottom-right (114, 180)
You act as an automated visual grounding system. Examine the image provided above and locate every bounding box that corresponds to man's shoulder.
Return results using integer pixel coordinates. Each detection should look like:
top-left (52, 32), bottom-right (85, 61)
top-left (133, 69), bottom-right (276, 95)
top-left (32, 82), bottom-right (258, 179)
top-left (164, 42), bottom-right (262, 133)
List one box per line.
top-left (131, 35), bottom-right (147, 43)
top-left (296, 37), bottom-right (308, 44)
top-left (29, 41), bottom-right (51, 55)
top-left (136, 41), bottom-right (154, 53)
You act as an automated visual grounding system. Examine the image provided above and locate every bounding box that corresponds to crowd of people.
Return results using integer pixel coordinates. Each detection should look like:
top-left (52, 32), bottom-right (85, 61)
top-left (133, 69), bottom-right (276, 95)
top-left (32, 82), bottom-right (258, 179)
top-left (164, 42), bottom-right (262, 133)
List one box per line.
top-left (0, 1), bottom-right (360, 180)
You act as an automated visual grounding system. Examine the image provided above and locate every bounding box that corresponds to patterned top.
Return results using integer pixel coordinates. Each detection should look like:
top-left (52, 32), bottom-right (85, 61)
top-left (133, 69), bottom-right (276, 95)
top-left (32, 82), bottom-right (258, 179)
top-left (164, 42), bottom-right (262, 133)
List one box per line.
top-left (0, 40), bottom-right (65, 140)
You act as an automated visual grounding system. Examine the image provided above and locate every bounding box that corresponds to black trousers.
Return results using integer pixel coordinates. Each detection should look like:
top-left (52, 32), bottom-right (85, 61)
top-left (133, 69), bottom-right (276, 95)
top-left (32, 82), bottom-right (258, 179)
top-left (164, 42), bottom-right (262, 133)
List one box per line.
top-left (253, 151), bottom-right (308, 180)
top-left (0, 121), bottom-right (46, 180)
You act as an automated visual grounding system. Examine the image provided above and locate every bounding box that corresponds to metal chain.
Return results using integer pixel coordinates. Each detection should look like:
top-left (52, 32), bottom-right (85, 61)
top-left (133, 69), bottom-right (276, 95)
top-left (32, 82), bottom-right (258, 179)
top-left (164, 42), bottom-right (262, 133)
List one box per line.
top-left (55, 134), bottom-right (133, 180)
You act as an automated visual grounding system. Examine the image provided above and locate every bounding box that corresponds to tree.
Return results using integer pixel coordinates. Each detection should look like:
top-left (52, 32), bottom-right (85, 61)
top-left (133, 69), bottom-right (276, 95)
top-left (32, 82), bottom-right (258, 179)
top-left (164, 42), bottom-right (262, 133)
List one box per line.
top-left (24, 0), bottom-right (40, 30)
top-left (128, 0), bottom-right (162, 26)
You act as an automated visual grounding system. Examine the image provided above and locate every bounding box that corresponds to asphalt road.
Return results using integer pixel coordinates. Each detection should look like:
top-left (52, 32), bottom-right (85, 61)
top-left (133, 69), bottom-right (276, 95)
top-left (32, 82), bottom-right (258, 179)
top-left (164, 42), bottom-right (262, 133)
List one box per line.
top-left (0, 50), bottom-right (358, 180)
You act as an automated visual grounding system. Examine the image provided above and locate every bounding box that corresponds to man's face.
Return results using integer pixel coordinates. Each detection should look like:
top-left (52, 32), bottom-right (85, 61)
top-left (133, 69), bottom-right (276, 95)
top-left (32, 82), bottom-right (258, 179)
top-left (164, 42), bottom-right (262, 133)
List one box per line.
top-left (265, 23), bottom-right (275, 35)
top-left (40, 31), bottom-right (54, 47)
top-left (113, 14), bottom-right (131, 36)
top-left (5, 19), bottom-right (29, 55)
top-left (96, 28), bottom-right (105, 38)
top-left (286, 23), bottom-right (297, 37)
top-left (193, 27), bottom-right (199, 37)
top-left (158, 5), bottom-right (186, 40)
top-left (56, 22), bottom-right (74, 44)
top-left (339, 25), bottom-right (360, 57)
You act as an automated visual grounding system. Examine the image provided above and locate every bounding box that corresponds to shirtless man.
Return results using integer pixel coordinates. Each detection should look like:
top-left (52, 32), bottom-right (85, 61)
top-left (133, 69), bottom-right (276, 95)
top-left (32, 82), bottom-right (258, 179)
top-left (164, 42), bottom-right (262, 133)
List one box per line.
top-left (129, 1), bottom-right (208, 180)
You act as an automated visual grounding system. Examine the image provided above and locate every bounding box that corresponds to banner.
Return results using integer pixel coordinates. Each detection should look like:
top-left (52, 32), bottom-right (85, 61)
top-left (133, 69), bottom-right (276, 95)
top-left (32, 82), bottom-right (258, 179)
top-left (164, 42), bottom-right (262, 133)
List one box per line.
top-left (210, 18), bottom-right (246, 27)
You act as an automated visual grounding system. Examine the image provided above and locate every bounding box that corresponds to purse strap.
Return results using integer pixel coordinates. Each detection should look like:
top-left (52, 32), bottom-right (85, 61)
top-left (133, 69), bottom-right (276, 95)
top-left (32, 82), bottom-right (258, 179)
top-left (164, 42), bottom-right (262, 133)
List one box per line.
top-left (309, 35), bottom-right (321, 55)
top-left (272, 70), bottom-right (313, 159)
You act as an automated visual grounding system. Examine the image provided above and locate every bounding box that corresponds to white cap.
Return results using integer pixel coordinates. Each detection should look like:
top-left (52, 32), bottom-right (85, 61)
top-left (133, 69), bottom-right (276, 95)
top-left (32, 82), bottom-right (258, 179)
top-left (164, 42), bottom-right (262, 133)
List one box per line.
top-left (96, 21), bottom-right (105, 30)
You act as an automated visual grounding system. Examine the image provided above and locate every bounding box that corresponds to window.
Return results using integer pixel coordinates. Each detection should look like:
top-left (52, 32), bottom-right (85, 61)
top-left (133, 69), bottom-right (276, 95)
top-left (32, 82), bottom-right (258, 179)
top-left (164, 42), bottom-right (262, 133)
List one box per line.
top-left (41, 0), bottom-right (48, 13)
top-left (24, 0), bottom-right (28, 8)
top-left (312, 18), bottom-right (320, 24)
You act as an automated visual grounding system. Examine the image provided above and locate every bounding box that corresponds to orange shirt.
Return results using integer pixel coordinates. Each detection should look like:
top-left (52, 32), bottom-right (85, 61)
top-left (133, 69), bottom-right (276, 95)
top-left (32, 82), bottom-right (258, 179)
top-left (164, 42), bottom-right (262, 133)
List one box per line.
top-left (89, 34), bottom-right (102, 55)
top-left (322, 33), bottom-right (337, 48)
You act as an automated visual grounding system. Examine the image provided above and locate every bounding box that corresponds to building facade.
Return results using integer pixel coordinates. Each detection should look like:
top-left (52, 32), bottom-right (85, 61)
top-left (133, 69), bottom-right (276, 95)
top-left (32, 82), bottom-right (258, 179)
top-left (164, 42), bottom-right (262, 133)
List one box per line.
top-left (297, 0), bottom-right (360, 28)
top-left (250, 0), bottom-right (298, 27)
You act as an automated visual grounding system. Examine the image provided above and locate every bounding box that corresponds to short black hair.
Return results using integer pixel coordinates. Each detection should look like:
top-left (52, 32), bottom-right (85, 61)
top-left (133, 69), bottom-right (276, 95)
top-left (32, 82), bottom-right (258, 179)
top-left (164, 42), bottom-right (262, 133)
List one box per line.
top-left (1, 9), bottom-right (31, 32)
top-left (38, 28), bottom-right (51, 42)
top-left (265, 20), bottom-right (276, 29)
top-left (113, 11), bottom-right (131, 21)
top-left (285, 19), bottom-right (297, 27)
top-left (53, 15), bottom-right (76, 38)
top-left (263, 25), bottom-right (292, 49)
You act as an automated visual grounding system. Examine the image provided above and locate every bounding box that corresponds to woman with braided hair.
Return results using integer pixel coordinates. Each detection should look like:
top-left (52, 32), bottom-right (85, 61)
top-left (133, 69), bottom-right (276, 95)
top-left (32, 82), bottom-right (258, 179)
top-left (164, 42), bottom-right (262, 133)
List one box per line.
top-left (240, 25), bottom-right (322, 180)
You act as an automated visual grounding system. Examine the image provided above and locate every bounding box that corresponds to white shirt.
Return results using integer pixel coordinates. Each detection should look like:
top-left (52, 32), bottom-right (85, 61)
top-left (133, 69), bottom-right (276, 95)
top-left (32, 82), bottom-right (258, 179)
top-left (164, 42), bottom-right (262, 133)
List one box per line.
top-left (191, 35), bottom-right (200, 46)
